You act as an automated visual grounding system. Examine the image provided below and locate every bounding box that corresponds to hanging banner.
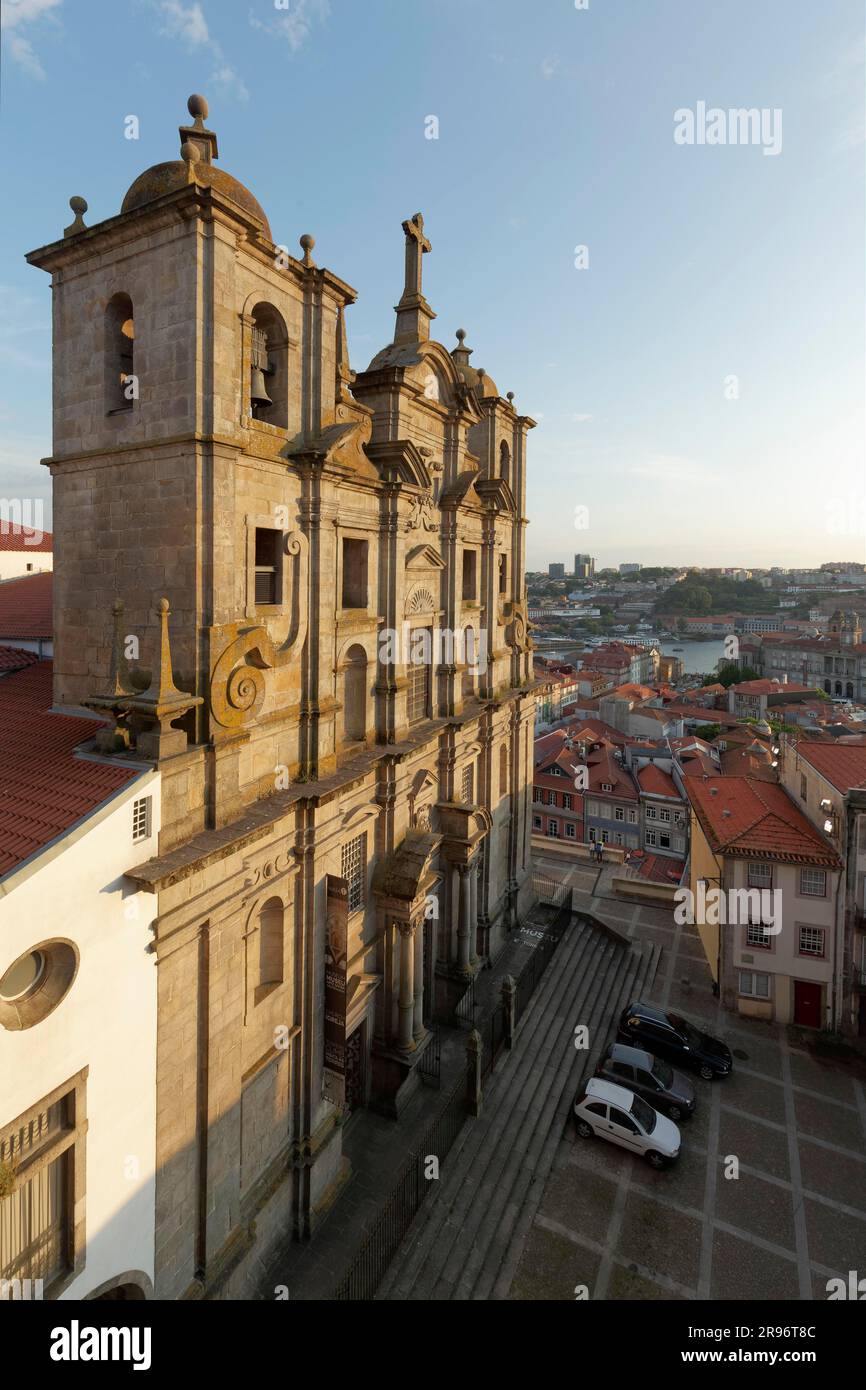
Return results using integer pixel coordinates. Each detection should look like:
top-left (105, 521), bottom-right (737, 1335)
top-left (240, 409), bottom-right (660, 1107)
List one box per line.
top-left (323, 874), bottom-right (349, 1105)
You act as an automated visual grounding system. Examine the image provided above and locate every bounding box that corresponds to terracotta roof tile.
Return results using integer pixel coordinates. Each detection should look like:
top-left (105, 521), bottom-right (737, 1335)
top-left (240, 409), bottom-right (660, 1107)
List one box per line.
top-left (0, 525), bottom-right (53, 553)
top-left (685, 775), bottom-right (840, 866)
top-left (0, 572), bottom-right (53, 639)
top-left (0, 645), bottom-right (39, 672)
top-left (0, 662), bottom-right (140, 878)
top-left (793, 741), bottom-right (866, 793)
top-left (637, 764), bottom-right (680, 798)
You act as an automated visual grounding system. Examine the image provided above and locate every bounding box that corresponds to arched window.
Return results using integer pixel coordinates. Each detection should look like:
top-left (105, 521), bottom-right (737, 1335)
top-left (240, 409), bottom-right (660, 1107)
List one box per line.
top-left (257, 897), bottom-right (284, 993)
top-left (499, 440), bottom-right (510, 485)
top-left (835, 681), bottom-right (842, 696)
top-left (343, 644), bottom-right (367, 742)
top-left (105, 293), bottom-right (134, 414)
top-left (499, 743), bottom-right (508, 796)
top-left (249, 303), bottom-right (288, 429)
top-left (846, 682), bottom-right (854, 699)
top-left (824, 680), bottom-right (831, 694)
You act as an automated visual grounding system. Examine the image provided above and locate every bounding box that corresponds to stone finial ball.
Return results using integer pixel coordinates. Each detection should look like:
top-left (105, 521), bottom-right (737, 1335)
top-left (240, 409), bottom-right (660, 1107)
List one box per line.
top-left (158, 597), bottom-right (170, 615)
top-left (69, 196), bottom-right (88, 214)
top-left (507, 391), bottom-right (515, 401)
top-left (299, 233), bottom-right (315, 252)
top-left (180, 142), bottom-right (197, 163)
top-left (188, 94), bottom-right (209, 120)
top-left (455, 328), bottom-right (466, 343)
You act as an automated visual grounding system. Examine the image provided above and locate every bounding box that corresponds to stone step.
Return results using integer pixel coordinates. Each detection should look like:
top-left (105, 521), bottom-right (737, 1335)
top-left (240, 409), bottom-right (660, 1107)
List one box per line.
top-left (450, 932), bottom-right (634, 1300)
top-left (377, 918), bottom-right (604, 1299)
top-left (382, 916), bottom-right (640, 1301)
top-left (416, 930), bottom-right (621, 1301)
top-left (487, 941), bottom-right (660, 1300)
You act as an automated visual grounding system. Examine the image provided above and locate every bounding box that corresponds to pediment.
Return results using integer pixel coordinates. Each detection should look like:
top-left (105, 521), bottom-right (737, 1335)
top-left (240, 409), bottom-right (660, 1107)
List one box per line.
top-left (406, 544), bottom-right (445, 571)
top-left (475, 477), bottom-right (516, 513)
top-left (366, 438), bottom-right (431, 490)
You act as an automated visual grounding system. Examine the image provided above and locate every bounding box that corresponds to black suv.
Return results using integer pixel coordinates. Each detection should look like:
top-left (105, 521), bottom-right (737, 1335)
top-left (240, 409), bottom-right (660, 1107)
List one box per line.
top-left (595, 1043), bottom-right (696, 1120)
top-left (617, 1001), bottom-right (732, 1080)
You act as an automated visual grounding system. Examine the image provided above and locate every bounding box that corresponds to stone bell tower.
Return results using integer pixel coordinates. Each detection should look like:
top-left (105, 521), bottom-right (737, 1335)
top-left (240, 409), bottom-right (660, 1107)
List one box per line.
top-left (27, 94), bottom-right (369, 848)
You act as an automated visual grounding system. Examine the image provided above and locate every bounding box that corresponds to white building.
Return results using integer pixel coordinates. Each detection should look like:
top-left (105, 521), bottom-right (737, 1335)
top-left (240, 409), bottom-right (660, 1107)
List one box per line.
top-left (0, 662), bottom-right (159, 1302)
top-left (0, 526), bottom-right (53, 582)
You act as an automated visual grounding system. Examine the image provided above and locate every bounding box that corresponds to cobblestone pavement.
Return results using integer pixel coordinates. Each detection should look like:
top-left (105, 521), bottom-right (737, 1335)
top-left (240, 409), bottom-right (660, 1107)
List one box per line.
top-left (508, 855), bottom-right (866, 1300)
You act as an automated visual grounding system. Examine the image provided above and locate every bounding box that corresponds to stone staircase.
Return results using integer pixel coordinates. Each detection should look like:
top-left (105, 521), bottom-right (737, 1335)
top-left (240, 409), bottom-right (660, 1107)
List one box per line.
top-left (377, 914), bottom-right (660, 1300)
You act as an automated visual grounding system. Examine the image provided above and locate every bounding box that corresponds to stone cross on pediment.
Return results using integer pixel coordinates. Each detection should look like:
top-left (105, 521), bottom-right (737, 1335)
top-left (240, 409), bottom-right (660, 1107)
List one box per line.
top-left (394, 212), bottom-right (436, 346)
top-left (402, 213), bottom-right (431, 299)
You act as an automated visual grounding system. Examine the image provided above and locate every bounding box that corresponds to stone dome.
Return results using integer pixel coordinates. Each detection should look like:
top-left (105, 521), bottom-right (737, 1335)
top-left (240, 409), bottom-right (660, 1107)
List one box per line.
top-left (120, 95), bottom-right (271, 238)
top-left (121, 160), bottom-right (271, 236)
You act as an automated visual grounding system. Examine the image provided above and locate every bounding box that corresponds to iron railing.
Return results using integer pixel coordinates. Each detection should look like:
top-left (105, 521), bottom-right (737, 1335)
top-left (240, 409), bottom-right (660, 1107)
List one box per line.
top-left (334, 1071), bottom-right (468, 1300)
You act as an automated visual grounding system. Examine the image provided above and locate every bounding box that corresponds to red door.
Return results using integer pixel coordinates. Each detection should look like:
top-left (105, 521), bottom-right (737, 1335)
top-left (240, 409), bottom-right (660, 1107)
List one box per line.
top-left (794, 981), bottom-right (822, 1029)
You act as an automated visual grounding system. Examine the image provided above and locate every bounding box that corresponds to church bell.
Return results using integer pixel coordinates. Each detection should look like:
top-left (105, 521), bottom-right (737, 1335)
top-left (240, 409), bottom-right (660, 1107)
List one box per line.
top-left (250, 365), bottom-right (272, 407)
top-left (251, 324), bottom-right (273, 408)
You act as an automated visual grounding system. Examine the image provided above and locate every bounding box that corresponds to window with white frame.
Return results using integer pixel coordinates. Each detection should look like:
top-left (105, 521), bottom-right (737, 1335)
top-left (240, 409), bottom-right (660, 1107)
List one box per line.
top-left (799, 868), bottom-right (826, 898)
top-left (645, 830), bottom-right (657, 847)
top-left (600, 830), bottom-right (609, 844)
top-left (659, 833), bottom-right (671, 849)
top-left (533, 815), bottom-right (542, 830)
top-left (659, 808), bottom-right (671, 822)
top-left (563, 793), bottom-right (572, 810)
top-left (547, 821), bottom-right (559, 837)
top-left (547, 790), bottom-right (557, 807)
top-left (645, 806), bottom-right (657, 820)
top-left (533, 788), bottom-right (543, 803)
top-left (601, 782), bottom-right (613, 792)
top-left (798, 926), bottom-right (825, 957)
top-left (739, 970), bottom-right (770, 999)
top-left (627, 809), bottom-right (637, 824)
top-left (565, 823), bottom-right (576, 839)
top-left (747, 921), bottom-right (772, 949)
top-left (747, 862), bottom-right (772, 889)
top-left (132, 796), bottom-right (151, 843)
top-left (615, 807), bottom-right (624, 821)
top-left (341, 833), bottom-right (367, 913)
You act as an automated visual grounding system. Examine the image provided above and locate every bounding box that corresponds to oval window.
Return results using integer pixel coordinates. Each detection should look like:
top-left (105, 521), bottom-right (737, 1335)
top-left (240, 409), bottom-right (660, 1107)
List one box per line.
top-left (0, 949), bottom-right (46, 1000)
top-left (0, 941), bottom-right (78, 1030)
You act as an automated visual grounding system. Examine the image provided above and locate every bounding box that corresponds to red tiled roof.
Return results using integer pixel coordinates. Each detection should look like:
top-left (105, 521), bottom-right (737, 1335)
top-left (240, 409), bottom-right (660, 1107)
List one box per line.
top-left (0, 572), bottom-right (53, 639)
top-left (0, 524), bottom-right (53, 553)
top-left (0, 662), bottom-right (140, 878)
top-left (685, 775), bottom-right (840, 866)
top-left (628, 851), bottom-right (686, 884)
top-left (0, 646), bottom-right (39, 672)
top-left (794, 741), bottom-right (866, 794)
top-left (637, 764), bottom-right (680, 798)
top-left (732, 678), bottom-right (813, 695)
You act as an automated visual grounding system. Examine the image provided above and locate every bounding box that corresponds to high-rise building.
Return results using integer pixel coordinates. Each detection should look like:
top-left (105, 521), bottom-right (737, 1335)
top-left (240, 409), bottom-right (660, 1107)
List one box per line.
top-left (573, 553), bottom-right (595, 579)
top-left (549, 563), bottom-right (566, 579)
top-left (23, 94), bottom-right (537, 1299)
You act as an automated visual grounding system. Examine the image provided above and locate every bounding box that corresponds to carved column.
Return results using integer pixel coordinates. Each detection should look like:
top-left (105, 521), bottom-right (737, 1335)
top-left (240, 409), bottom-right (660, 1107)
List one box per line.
top-left (397, 920), bottom-right (416, 1053)
top-left (469, 857), bottom-right (479, 966)
top-left (413, 911), bottom-right (426, 1043)
top-left (457, 864), bottom-right (473, 974)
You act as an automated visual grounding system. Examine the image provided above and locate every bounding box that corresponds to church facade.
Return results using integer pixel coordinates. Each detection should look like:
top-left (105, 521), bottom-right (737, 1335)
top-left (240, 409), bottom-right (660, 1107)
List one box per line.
top-left (27, 96), bottom-right (537, 1298)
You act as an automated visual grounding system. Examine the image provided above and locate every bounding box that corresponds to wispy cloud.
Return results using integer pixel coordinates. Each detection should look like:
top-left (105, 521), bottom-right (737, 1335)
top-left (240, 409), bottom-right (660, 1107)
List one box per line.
top-left (1, 0), bottom-right (63, 80)
top-left (154, 1), bottom-right (249, 101)
top-left (822, 34), bottom-right (866, 151)
top-left (250, 0), bottom-right (330, 54)
top-left (541, 55), bottom-right (560, 80)
top-left (570, 413), bottom-right (593, 424)
top-left (627, 454), bottom-right (717, 486)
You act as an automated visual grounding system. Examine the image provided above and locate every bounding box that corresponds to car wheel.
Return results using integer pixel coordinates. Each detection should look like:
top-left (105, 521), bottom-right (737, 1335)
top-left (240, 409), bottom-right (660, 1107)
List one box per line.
top-left (667, 1104), bottom-right (683, 1121)
top-left (646, 1150), bottom-right (666, 1169)
top-left (575, 1119), bottom-right (594, 1139)
top-left (699, 1065), bottom-right (714, 1081)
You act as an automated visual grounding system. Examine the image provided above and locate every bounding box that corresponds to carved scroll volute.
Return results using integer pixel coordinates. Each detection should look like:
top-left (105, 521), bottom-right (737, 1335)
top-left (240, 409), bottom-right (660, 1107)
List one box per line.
top-left (209, 530), bottom-right (309, 731)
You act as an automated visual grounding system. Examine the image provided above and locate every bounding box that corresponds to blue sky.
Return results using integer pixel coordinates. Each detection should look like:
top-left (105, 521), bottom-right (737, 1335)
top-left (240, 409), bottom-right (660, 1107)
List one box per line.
top-left (1, 0), bottom-right (863, 570)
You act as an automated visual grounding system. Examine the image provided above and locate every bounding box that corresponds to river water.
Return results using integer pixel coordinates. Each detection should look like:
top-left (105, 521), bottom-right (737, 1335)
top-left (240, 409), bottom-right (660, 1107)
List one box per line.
top-left (543, 637), bottom-right (728, 681)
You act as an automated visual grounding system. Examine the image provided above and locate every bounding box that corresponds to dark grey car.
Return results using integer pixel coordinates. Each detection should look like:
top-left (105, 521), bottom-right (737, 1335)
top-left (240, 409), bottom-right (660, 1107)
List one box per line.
top-left (594, 1043), bottom-right (696, 1121)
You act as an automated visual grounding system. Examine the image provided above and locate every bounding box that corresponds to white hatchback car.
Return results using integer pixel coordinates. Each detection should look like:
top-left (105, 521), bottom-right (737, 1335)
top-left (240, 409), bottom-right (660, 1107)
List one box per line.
top-left (573, 1077), bottom-right (681, 1168)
